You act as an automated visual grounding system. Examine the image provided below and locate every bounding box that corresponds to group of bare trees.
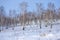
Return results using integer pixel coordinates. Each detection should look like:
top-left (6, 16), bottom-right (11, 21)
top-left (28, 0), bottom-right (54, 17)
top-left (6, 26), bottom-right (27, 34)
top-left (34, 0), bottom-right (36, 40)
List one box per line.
top-left (0, 6), bottom-right (18, 27)
top-left (0, 2), bottom-right (60, 30)
top-left (19, 2), bottom-right (60, 30)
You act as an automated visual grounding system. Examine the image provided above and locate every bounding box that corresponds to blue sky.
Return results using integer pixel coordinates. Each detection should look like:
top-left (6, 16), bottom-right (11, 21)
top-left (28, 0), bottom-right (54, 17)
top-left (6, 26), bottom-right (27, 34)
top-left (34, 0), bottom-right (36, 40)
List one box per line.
top-left (0, 0), bottom-right (60, 14)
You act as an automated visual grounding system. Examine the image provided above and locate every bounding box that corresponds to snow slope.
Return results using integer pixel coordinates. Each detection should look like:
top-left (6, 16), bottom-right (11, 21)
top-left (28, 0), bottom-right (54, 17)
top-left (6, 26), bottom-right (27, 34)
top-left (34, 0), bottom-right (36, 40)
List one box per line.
top-left (0, 21), bottom-right (60, 40)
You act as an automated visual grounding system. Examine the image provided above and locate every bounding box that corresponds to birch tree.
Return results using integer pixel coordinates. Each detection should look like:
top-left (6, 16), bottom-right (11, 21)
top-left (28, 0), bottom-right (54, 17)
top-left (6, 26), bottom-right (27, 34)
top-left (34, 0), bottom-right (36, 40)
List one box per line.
top-left (0, 6), bottom-right (5, 31)
top-left (20, 2), bottom-right (28, 30)
top-left (47, 2), bottom-right (55, 29)
top-left (36, 3), bottom-right (43, 29)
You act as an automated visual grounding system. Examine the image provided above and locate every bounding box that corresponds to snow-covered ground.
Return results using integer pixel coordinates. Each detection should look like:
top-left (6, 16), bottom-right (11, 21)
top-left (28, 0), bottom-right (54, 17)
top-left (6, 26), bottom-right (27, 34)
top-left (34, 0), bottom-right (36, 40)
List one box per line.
top-left (0, 20), bottom-right (60, 40)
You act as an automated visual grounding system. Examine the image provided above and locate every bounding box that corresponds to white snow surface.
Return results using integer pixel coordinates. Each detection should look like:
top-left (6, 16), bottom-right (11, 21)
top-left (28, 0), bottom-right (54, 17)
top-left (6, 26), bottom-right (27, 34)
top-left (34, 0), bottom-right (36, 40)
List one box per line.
top-left (0, 21), bottom-right (60, 40)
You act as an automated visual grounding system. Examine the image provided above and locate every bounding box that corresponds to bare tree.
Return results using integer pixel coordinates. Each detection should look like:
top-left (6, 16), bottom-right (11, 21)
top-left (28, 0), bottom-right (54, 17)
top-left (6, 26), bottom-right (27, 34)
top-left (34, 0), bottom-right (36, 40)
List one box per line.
top-left (20, 2), bottom-right (28, 30)
top-left (47, 2), bottom-right (55, 29)
top-left (0, 6), bottom-right (6, 31)
top-left (36, 3), bottom-right (43, 29)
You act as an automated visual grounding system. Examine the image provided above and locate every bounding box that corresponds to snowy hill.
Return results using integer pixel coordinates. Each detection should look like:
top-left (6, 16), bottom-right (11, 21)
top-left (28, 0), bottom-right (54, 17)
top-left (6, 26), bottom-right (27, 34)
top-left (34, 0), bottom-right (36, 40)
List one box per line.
top-left (0, 20), bottom-right (60, 40)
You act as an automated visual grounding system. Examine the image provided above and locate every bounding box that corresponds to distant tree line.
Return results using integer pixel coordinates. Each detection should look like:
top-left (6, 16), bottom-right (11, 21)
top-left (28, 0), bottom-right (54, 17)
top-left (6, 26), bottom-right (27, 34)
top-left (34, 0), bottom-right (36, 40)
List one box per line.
top-left (0, 6), bottom-right (18, 26)
top-left (0, 2), bottom-right (60, 28)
